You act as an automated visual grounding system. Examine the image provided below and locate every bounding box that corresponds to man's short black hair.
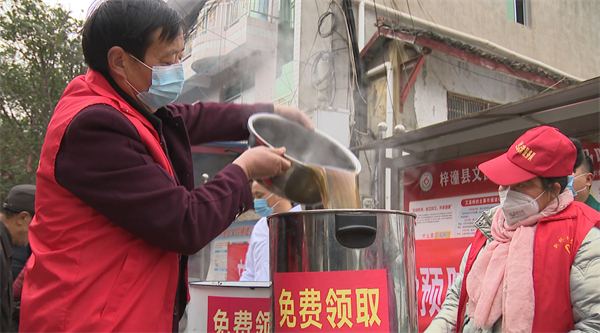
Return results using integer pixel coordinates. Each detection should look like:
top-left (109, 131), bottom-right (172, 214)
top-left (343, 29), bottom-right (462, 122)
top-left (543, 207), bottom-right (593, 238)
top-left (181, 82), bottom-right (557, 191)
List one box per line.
top-left (82, 0), bottom-right (186, 74)
top-left (570, 138), bottom-right (586, 172)
top-left (583, 155), bottom-right (595, 174)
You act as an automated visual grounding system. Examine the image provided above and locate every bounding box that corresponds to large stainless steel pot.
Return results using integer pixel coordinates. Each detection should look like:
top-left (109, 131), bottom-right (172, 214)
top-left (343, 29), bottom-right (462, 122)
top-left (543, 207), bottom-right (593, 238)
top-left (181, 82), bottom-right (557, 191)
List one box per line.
top-left (248, 114), bottom-right (360, 204)
top-left (269, 209), bottom-right (418, 332)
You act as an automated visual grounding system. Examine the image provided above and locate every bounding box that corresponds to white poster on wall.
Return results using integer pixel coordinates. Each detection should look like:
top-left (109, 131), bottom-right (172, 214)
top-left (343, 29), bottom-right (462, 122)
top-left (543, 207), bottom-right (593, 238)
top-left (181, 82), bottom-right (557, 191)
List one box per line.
top-left (409, 192), bottom-right (499, 240)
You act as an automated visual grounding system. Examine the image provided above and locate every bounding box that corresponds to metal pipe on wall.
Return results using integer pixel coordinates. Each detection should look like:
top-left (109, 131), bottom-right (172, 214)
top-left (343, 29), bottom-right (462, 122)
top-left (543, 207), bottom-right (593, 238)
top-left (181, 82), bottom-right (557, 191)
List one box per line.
top-left (358, 0), bottom-right (366, 54)
top-left (366, 62), bottom-right (394, 209)
top-left (376, 122), bottom-right (388, 209)
top-left (384, 63), bottom-right (393, 210)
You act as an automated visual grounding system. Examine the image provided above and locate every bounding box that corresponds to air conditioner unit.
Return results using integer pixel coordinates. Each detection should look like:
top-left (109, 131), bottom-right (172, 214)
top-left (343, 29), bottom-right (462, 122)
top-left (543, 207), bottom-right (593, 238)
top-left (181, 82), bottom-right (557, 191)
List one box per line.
top-left (305, 107), bottom-right (350, 147)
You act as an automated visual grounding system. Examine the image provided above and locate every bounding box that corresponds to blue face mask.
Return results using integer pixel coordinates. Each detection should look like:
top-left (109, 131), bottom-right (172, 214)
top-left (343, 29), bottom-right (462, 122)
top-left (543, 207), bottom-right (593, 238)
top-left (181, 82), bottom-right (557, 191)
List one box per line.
top-left (253, 198), bottom-right (273, 217)
top-left (566, 174), bottom-right (588, 198)
top-left (566, 175), bottom-right (575, 197)
top-left (254, 194), bottom-right (280, 217)
top-left (127, 54), bottom-right (185, 110)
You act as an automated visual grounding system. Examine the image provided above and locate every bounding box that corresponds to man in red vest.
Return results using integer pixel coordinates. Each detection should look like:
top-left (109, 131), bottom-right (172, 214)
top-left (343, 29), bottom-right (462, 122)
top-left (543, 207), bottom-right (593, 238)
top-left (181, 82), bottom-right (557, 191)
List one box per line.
top-left (425, 126), bottom-right (600, 333)
top-left (19, 0), bottom-right (312, 332)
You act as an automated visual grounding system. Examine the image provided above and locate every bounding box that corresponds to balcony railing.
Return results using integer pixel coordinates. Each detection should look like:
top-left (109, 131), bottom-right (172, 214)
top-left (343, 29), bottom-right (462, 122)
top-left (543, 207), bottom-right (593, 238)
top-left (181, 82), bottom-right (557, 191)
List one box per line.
top-left (196, 0), bottom-right (278, 35)
top-left (182, 0), bottom-right (281, 70)
top-left (199, 1), bottom-right (225, 33)
top-left (228, 0), bottom-right (273, 25)
top-left (273, 93), bottom-right (294, 106)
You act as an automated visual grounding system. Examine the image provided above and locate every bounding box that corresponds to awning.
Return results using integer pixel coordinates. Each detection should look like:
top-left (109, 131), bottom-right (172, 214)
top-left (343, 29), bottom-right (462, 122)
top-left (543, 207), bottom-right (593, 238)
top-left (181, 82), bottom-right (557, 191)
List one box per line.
top-left (352, 77), bottom-right (600, 170)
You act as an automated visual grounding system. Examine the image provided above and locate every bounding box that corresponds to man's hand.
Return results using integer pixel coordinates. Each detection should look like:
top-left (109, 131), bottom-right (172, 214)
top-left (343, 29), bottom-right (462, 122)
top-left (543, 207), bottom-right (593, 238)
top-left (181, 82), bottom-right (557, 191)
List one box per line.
top-left (273, 105), bottom-right (314, 131)
top-left (233, 146), bottom-right (291, 180)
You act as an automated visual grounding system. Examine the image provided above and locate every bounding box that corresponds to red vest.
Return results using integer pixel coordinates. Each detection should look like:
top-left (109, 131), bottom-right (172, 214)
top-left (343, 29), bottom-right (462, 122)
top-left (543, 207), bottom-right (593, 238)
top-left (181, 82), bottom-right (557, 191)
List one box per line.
top-left (456, 202), bottom-right (600, 332)
top-left (21, 69), bottom-right (179, 332)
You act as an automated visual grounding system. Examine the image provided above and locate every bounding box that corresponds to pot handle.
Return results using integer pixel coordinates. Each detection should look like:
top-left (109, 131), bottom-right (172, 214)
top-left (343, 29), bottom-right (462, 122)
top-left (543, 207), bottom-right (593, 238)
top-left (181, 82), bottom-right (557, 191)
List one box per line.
top-left (335, 213), bottom-right (377, 249)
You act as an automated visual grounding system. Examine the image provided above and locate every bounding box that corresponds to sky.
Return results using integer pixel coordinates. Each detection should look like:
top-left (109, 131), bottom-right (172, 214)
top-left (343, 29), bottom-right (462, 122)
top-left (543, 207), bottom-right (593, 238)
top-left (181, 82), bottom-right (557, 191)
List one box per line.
top-left (43, 0), bottom-right (98, 20)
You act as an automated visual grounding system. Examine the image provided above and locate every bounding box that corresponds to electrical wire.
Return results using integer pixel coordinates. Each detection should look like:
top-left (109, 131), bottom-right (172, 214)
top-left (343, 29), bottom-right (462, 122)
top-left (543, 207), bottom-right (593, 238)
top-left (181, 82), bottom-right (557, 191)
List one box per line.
top-left (330, 0), bottom-right (365, 98)
top-left (322, 0), bottom-right (366, 141)
top-left (311, 51), bottom-right (335, 88)
top-left (318, 10), bottom-right (339, 38)
top-left (329, 0), bottom-right (369, 126)
top-left (404, 0), bottom-right (416, 29)
top-left (405, 0), bottom-right (540, 95)
top-left (288, 0), bottom-right (332, 107)
top-left (289, 28), bottom-right (321, 106)
top-left (374, 0), bottom-right (413, 103)
top-left (408, 0), bottom-right (501, 99)
top-left (372, 0), bottom-right (498, 102)
top-left (381, 0), bottom-right (400, 25)
top-left (311, 49), bottom-right (337, 106)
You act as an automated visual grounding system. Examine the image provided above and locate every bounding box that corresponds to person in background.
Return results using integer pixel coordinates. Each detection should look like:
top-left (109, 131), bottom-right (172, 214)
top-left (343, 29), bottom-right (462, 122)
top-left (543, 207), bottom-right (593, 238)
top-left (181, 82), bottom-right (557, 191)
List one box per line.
top-left (11, 266), bottom-right (26, 333)
top-left (0, 184), bottom-right (35, 332)
top-left (425, 126), bottom-right (600, 333)
top-left (240, 181), bottom-right (301, 282)
top-left (19, 0), bottom-right (312, 332)
top-left (10, 244), bottom-right (30, 288)
top-left (0, 210), bottom-right (11, 333)
top-left (570, 138), bottom-right (599, 211)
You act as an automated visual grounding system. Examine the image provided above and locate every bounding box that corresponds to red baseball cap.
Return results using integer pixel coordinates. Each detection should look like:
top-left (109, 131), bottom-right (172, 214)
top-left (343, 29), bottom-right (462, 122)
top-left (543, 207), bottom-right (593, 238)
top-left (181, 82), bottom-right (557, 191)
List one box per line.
top-left (478, 126), bottom-right (576, 185)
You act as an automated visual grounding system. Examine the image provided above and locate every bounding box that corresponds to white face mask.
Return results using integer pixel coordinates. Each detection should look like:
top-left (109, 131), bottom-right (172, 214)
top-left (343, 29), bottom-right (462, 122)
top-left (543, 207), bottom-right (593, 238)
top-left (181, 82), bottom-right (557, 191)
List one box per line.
top-left (498, 188), bottom-right (546, 225)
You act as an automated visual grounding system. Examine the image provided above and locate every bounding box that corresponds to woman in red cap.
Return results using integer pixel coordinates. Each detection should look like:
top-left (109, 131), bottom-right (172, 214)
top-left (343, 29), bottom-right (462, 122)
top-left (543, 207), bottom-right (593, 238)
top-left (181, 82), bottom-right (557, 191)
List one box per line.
top-left (425, 126), bottom-right (600, 333)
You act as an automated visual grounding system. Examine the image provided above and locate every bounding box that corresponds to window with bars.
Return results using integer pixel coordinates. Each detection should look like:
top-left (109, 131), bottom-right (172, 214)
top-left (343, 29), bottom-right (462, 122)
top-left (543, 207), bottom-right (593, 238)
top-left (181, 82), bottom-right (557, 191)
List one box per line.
top-left (447, 93), bottom-right (499, 120)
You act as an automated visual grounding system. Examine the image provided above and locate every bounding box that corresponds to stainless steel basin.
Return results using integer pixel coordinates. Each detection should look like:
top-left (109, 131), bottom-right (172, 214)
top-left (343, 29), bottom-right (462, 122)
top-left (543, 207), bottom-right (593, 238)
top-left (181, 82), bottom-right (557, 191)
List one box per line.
top-left (248, 113), bottom-right (361, 204)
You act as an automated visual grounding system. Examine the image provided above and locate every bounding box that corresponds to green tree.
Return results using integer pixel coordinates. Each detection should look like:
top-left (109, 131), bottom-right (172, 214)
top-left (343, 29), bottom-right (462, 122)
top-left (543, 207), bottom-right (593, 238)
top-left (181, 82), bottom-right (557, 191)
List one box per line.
top-left (0, 0), bottom-right (85, 200)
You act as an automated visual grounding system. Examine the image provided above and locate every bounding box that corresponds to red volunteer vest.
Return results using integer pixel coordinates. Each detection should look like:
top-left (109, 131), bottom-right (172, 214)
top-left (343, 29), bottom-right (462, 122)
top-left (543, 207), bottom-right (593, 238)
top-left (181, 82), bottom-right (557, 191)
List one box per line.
top-left (456, 202), bottom-right (600, 332)
top-left (21, 69), bottom-right (180, 332)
